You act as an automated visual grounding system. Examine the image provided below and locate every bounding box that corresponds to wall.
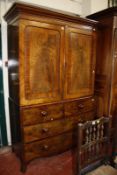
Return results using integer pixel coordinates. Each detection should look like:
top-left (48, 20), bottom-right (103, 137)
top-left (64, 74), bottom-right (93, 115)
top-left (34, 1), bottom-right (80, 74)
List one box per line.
top-left (91, 0), bottom-right (108, 14)
top-left (82, 0), bottom-right (108, 16)
top-left (19, 0), bottom-right (82, 15)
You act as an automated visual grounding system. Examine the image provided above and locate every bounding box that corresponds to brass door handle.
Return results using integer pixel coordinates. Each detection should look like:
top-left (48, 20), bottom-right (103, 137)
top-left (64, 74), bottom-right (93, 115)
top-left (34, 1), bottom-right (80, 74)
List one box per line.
top-left (78, 104), bottom-right (84, 108)
top-left (43, 145), bottom-right (49, 150)
top-left (42, 128), bottom-right (49, 133)
top-left (41, 111), bottom-right (47, 116)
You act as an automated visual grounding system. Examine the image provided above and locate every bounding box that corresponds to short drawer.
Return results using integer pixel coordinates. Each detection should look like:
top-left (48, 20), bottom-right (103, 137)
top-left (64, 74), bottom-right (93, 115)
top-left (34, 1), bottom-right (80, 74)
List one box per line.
top-left (64, 97), bottom-right (96, 117)
top-left (83, 110), bottom-right (96, 122)
top-left (23, 116), bottom-right (81, 143)
top-left (24, 132), bottom-right (74, 162)
top-left (21, 104), bottom-right (64, 126)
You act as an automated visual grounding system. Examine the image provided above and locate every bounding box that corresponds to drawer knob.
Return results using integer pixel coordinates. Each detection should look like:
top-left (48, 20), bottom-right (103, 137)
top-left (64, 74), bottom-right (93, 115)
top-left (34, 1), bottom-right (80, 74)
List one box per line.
top-left (91, 98), bottom-right (95, 102)
top-left (42, 128), bottom-right (49, 133)
top-left (50, 118), bottom-right (54, 121)
top-left (41, 111), bottom-right (47, 116)
top-left (78, 104), bottom-right (84, 108)
top-left (43, 145), bottom-right (49, 150)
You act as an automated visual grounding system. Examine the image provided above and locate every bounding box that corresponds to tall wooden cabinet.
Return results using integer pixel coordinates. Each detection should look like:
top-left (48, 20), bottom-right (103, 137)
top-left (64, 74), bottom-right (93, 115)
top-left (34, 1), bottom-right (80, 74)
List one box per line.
top-left (87, 7), bottom-right (117, 136)
top-left (4, 2), bottom-right (97, 171)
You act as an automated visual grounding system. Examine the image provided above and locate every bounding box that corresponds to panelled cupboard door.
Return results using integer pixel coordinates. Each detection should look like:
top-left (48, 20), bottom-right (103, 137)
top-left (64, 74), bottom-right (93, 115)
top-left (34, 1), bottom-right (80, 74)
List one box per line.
top-left (64, 26), bottom-right (96, 99)
top-left (19, 20), bottom-right (64, 106)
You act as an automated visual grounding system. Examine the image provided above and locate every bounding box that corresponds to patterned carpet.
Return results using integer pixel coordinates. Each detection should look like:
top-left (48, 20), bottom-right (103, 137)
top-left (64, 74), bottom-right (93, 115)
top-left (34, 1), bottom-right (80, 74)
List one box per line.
top-left (0, 147), bottom-right (117, 175)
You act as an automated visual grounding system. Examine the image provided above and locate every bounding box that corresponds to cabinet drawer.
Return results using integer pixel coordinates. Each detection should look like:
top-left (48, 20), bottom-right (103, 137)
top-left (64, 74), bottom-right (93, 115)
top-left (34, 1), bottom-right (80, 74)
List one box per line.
top-left (64, 98), bottom-right (96, 117)
top-left (84, 110), bottom-right (96, 122)
top-left (23, 116), bottom-right (81, 143)
top-left (24, 132), bottom-right (74, 162)
top-left (21, 104), bottom-right (64, 126)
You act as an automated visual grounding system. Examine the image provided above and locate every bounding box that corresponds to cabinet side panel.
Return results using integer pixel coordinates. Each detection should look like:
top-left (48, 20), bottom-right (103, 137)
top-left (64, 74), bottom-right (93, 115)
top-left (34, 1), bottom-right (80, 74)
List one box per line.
top-left (9, 98), bottom-right (21, 144)
top-left (92, 18), bottom-right (113, 116)
top-left (8, 25), bottom-right (19, 104)
top-left (110, 27), bottom-right (117, 130)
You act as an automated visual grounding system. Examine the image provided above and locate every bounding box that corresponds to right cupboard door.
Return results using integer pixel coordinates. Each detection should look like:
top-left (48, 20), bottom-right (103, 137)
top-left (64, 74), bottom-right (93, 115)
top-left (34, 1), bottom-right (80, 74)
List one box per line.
top-left (64, 26), bottom-right (96, 100)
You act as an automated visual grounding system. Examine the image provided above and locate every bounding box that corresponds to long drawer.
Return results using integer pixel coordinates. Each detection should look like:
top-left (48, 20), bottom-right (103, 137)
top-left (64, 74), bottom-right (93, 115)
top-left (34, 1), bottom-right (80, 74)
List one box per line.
top-left (24, 132), bottom-right (74, 162)
top-left (23, 111), bottom-right (96, 144)
top-left (64, 97), bottom-right (96, 117)
top-left (23, 116), bottom-right (81, 143)
top-left (21, 103), bottom-right (64, 126)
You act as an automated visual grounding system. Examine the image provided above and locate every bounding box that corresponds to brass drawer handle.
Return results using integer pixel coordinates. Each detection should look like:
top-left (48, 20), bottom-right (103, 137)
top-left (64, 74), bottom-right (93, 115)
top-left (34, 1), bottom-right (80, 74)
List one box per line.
top-left (42, 128), bottom-right (49, 133)
top-left (78, 104), bottom-right (84, 108)
top-left (41, 111), bottom-right (47, 116)
top-left (91, 98), bottom-right (95, 102)
top-left (43, 145), bottom-right (49, 150)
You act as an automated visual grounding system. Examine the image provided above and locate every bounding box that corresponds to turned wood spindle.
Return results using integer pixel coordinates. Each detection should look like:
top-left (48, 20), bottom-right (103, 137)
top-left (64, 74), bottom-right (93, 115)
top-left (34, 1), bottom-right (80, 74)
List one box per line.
top-left (89, 126), bottom-right (92, 142)
top-left (101, 123), bottom-right (104, 138)
top-left (97, 123), bottom-right (100, 140)
top-left (93, 123), bottom-right (96, 140)
top-left (85, 128), bottom-right (89, 144)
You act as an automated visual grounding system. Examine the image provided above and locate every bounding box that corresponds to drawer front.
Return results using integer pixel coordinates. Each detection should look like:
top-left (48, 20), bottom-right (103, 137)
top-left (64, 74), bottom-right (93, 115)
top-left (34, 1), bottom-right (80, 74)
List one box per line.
top-left (24, 132), bottom-right (74, 162)
top-left (83, 110), bottom-right (96, 122)
top-left (21, 104), bottom-right (64, 126)
top-left (23, 116), bottom-right (81, 143)
top-left (64, 97), bottom-right (96, 117)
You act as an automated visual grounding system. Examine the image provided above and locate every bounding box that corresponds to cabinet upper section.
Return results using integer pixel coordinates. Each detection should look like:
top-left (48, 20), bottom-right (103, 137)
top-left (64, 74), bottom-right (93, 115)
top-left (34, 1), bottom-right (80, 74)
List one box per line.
top-left (4, 2), bottom-right (97, 26)
top-left (5, 3), bottom-right (97, 106)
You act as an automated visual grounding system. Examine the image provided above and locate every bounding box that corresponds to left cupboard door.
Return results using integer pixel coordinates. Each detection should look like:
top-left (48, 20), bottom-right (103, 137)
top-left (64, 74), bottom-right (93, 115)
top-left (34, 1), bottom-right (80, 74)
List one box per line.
top-left (19, 20), bottom-right (64, 106)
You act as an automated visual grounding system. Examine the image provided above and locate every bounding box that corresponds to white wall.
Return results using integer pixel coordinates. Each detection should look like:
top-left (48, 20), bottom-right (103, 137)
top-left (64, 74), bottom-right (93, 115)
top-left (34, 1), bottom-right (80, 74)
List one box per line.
top-left (18, 0), bottom-right (82, 15)
top-left (91, 0), bottom-right (108, 14)
top-left (81, 0), bottom-right (91, 17)
top-left (82, 0), bottom-right (108, 16)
